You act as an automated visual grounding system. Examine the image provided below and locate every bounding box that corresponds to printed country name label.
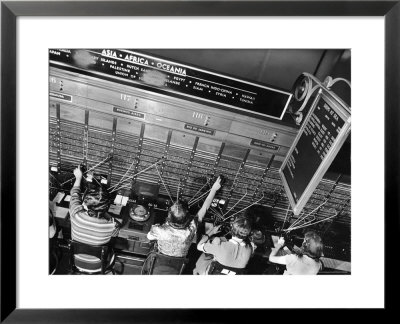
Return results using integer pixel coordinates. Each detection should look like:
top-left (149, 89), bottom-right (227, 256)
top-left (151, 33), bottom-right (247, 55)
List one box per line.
top-left (50, 92), bottom-right (72, 102)
top-left (113, 107), bottom-right (145, 119)
top-left (250, 139), bottom-right (280, 151)
top-left (184, 123), bottom-right (215, 135)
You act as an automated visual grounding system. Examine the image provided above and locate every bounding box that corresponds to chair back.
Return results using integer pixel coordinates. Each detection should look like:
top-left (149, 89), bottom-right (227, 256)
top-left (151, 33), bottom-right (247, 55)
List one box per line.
top-left (69, 240), bottom-right (114, 274)
top-left (142, 251), bottom-right (188, 275)
top-left (207, 260), bottom-right (246, 275)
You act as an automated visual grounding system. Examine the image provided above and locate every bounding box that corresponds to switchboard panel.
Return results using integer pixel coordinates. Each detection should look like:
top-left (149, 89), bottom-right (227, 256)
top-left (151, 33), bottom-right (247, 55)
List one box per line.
top-left (49, 51), bottom-right (351, 262)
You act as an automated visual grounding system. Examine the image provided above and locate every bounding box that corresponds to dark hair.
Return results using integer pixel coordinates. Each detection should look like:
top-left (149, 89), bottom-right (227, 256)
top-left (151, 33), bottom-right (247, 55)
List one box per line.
top-left (231, 216), bottom-right (252, 240)
top-left (244, 205), bottom-right (271, 229)
top-left (167, 201), bottom-right (191, 229)
top-left (300, 231), bottom-right (324, 259)
top-left (83, 187), bottom-right (110, 218)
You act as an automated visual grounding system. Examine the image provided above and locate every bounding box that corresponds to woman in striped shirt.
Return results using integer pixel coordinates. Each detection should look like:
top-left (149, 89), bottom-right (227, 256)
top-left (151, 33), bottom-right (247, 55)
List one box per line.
top-left (69, 166), bottom-right (117, 273)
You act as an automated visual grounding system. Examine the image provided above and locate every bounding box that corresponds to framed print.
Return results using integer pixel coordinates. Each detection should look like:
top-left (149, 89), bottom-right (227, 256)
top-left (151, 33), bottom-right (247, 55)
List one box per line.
top-left (1, 0), bottom-right (399, 322)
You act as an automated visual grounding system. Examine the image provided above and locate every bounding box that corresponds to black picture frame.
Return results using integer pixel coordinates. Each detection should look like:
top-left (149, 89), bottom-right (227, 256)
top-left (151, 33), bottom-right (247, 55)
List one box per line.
top-left (1, 0), bottom-right (398, 322)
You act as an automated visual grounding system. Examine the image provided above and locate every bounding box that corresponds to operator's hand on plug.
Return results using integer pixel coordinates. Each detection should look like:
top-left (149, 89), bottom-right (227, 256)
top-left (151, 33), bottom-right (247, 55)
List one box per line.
top-left (212, 176), bottom-right (222, 191)
top-left (73, 165), bottom-right (83, 180)
top-left (207, 224), bottom-right (222, 236)
top-left (277, 237), bottom-right (285, 247)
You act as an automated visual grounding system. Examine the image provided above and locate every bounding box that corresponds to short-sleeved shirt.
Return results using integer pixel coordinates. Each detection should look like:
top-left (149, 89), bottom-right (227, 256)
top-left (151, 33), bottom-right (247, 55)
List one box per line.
top-left (147, 219), bottom-right (197, 257)
top-left (284, 254), bottom-right (321, 275)
top-left (202, 237), bottom-right (253, 269)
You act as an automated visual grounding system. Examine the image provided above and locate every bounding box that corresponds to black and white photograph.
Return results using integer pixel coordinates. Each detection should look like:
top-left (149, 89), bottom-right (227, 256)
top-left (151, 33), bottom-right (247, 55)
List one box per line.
top-left (3, 1), bottom-right (396, 316)
top-left (48, 48), bottom-right (351, 276)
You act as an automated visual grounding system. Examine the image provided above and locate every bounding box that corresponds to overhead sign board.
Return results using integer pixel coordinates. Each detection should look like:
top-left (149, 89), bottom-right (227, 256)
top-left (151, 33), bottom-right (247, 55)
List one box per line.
top-left (49, 49), bottom-right (292, 120)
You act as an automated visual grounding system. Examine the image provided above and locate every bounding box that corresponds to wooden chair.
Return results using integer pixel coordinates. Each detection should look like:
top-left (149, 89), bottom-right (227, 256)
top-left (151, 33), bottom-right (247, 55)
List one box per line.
top-left (141, 251), bottom-right (188, 275)
top-left (69, 240), bottom-right (115, 275)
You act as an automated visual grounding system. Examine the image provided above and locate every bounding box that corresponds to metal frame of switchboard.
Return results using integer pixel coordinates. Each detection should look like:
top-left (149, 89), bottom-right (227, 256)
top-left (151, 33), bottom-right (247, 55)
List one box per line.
top-left (279, 88), bottom-right (351, 216)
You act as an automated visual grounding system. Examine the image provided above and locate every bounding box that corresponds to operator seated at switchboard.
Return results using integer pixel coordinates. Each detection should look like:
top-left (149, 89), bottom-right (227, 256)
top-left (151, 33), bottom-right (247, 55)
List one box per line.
top-left (145, 177), bottom-right (222, 263)
top-left (194, 215), bottom-right (256, 275)
top-left (269, 231), bottom-right (323, 275)
top-left (69, 165), bottom-right (119, 273)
